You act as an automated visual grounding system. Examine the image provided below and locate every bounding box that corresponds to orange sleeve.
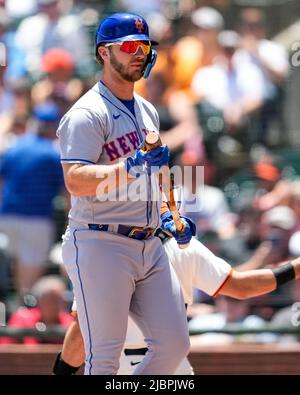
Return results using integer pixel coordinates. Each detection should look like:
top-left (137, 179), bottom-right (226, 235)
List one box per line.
top-left (212, 268), bottom-right (233, 297)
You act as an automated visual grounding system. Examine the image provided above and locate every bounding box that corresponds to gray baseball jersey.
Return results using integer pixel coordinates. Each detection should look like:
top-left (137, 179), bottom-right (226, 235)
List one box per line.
top-left (58, 81), bottom-right (189, 375)
top-left (57, 81), bottom-right (161, 228)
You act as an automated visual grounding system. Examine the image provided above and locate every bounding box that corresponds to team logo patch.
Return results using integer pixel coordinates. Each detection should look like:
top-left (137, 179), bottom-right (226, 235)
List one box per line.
top-left (134, 18), bottom-right (144, 33)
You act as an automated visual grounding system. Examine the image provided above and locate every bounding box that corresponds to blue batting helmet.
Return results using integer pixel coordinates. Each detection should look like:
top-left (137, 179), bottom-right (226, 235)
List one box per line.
top-left (95, 12), bottom-right (158, 46)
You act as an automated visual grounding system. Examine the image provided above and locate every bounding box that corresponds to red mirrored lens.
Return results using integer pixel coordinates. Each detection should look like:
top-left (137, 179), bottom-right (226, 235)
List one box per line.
top-left (120, 41), bottom-right (150, 55)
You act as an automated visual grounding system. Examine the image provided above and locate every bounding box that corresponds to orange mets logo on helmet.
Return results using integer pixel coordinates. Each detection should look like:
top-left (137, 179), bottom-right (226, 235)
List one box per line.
top-left (134, 18), bottom-right (144, 33)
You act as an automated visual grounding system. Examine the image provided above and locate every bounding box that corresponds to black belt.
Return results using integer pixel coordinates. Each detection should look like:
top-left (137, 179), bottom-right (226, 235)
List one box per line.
top-left (124, 347), bottom-right (148, 356)
top-left (88, 224), bottom-right (171, 243)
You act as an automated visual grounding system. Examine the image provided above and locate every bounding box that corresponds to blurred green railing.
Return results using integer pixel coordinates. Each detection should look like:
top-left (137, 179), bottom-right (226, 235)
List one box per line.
top-left (0, 325), bottom-right (299, 341)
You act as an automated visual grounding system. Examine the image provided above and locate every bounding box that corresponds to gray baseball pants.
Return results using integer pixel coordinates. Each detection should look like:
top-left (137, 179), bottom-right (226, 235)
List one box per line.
top-left (62, 225), bottom-right (190, 375)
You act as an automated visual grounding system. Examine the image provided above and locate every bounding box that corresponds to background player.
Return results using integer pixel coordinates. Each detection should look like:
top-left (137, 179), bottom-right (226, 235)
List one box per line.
top-left (57, 12), bottom-right (196, 375)
top-left (53, 229), bottom-right (300, 375)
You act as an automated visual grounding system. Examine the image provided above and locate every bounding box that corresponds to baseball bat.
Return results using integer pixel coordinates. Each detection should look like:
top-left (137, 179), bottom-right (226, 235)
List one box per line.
top-left (143, 132), bottom-right (189, 249)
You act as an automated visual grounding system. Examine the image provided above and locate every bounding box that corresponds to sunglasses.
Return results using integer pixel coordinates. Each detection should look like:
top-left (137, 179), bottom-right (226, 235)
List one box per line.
top-left (105, 41), bottom-right (151, 56)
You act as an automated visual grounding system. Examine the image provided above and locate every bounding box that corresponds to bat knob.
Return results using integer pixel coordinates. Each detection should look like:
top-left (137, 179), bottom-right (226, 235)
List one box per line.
top-left (144, 132), bottom-right (162, 152)
top-left (145, 132), bottom-right (160, 145)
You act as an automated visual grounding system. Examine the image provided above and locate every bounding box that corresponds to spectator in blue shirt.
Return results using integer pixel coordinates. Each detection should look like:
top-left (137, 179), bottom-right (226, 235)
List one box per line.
top-left (0, 102), bottom-right (65, 300)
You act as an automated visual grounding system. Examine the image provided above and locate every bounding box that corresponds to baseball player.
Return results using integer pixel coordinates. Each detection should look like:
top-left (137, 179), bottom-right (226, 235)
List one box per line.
top-left (57, 13), bottom-right (196, 375)
top-left (53, 231), bottom-right (300, 375)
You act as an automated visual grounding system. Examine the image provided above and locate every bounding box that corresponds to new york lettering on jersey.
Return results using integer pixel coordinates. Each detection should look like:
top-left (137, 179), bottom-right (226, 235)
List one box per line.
top-left (103, 129), bottom-right (151, 162)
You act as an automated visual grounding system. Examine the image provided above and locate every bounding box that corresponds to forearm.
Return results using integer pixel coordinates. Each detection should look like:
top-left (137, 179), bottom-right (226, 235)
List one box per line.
top-left (62, 161), bottom-right (133, 197)
top-left (233, 269), bottom-right (277, 299)
top-left (221, 258), bottom-right (300, 300)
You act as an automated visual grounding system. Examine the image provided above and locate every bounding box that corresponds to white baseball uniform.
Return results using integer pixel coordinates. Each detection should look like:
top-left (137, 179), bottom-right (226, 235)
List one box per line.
top-left (72, 236), bottom-right (232, 374)
top-left (58, 81), bottom-right (189, 375)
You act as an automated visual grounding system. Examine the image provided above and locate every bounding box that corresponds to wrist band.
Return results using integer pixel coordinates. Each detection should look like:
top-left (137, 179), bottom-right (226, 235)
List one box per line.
top-left (52, 352), bottom-right (81, 375)
top-left (271, 262), bottom-right (296, 288)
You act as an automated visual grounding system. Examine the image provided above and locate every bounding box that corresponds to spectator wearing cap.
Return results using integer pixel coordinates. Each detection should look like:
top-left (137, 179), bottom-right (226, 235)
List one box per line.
top-left (192, 29), bottom-right (264, 151)
top-left (0, 275), bottom-right (73, 345)
top-left (31, 48), bottom-right (85, 113)
top-left (0, 102), bottom-right (65, 300)
top-left (236, 8), bottom-right (289, 147)
top-left (14, 0), bottom-right (92, 80)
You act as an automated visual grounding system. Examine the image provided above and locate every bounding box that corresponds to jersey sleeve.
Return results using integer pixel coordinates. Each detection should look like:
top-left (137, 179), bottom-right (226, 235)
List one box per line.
top-left (191, 239), bottom-right (232, 297)
top-left (57, 108), bottom-right (105, 165)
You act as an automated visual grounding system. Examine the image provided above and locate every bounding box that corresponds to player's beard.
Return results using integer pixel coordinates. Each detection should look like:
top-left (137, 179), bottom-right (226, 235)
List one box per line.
top-left (109, 50), bottom-right (145, 82)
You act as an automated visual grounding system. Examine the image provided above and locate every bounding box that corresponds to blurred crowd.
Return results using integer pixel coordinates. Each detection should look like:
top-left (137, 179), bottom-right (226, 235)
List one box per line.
top-left (0, 0), bottom-right (300, 345)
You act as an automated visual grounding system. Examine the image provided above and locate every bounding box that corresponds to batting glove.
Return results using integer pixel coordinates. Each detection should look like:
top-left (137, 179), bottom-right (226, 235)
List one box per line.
top-left (160, 211), bottom-right (196, 246)
top-left (125, 143), bottom-right (170, 176)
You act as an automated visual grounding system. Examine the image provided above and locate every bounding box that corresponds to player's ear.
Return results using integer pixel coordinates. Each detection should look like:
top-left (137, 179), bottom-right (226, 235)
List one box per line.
top-left (98, 46), bottom-right (109, 63)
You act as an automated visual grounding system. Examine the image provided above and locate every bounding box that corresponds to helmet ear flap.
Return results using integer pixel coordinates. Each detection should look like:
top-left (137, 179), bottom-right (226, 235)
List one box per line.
top-left (143, 49), bottom-right (157, 79)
